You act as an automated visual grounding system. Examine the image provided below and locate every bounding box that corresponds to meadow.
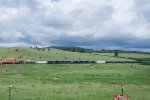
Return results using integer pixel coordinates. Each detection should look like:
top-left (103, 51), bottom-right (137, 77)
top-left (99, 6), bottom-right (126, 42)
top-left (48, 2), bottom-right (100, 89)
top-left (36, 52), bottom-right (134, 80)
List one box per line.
top-left (0, 64), bottom-right (150, 100)
top-left (0, 47), bottom-right (135, 61)
top-left (0, 48), bottom-right (150, 100)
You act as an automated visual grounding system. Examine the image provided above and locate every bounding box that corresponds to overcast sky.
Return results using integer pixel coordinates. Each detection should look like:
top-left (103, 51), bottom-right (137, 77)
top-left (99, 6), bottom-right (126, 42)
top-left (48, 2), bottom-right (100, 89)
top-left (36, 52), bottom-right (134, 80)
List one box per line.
top-left (0, 0), bottom-right (150, 51)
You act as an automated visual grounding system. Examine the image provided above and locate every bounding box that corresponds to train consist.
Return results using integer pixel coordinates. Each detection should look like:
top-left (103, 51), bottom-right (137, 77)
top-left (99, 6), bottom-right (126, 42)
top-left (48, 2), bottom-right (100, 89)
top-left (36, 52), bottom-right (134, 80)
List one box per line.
top-left (47, 61), bottom-right (96, 64)
top-left (0, 58), bottom-right (149, 64)
top-left (39, 60), bottom-right (150, 64)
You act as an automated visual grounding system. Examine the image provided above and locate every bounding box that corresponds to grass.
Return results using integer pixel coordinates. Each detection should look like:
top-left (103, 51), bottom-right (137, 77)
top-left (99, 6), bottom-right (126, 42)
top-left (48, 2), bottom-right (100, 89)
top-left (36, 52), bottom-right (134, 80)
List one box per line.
top-left (0, 64), bottom-right (150, 100)
top-left (0, 47), bottom-right (135, 61)
top-left (0, 47), bottom-right (150, 100)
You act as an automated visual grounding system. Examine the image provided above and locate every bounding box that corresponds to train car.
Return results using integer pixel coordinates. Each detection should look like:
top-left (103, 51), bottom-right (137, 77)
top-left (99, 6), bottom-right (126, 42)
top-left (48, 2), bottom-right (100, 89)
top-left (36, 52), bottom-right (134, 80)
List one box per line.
top-left (60, 61), bottom-right (72, 64)
top-left (36, 61), bottom-right (47, 64)
top-left (90, 61), bottom-right (96, 64)
top-left (84, 61), bottom-right (90, 63)
top-left (24, 62), bottom-right (36, 64)
top-left (96, 61), bottom-right (106, 64)
top-left (0, 58), bottom-right (18, 64)
top-left (55, 61), bottom-right (60, 64)
top-left (65, 61), bottom-right (72, 64)
top-left (47, 61), bottom-right (55, 64)
top-left (73, 61), bottom-right (80, 64)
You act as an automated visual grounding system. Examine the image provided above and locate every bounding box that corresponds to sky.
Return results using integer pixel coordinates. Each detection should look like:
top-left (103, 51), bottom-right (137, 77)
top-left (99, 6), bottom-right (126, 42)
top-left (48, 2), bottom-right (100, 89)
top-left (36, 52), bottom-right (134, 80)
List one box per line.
top-left (0, 0), bottom-right (150, 51)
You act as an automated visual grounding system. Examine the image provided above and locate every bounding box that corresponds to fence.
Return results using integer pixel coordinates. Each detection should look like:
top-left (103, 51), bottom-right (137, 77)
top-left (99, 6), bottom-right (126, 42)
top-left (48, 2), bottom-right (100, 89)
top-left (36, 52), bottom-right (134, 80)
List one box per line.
top-left (0, 86), bottom-right (101, 100)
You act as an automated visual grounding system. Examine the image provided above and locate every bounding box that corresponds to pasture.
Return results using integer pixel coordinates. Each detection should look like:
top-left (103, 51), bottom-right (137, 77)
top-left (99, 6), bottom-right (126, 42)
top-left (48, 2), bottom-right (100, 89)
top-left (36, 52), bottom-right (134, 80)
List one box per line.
top-left (0, 47), bottom-right (150, 100)
top-left (0, 64), bottom-right (150, 100)
top-left (0, 47), bottom-right (135, 61)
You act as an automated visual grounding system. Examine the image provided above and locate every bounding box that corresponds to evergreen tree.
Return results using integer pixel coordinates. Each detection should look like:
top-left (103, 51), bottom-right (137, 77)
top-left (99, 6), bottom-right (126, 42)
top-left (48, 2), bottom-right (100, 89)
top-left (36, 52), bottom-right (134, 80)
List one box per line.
top-left (114, 50), bottom-right (119, 57)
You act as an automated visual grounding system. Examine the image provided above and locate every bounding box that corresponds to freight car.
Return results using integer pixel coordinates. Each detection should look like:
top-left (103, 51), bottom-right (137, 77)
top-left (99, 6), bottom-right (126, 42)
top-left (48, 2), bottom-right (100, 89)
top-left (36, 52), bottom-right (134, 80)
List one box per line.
top-left (0, 58), bottom-right (18, 64)
top-left (96, 61), bottom-right (106, 64)
top-left (36, 61), bottom-right (47, 64)
top-left (105, 61), bottom-right (144, 64)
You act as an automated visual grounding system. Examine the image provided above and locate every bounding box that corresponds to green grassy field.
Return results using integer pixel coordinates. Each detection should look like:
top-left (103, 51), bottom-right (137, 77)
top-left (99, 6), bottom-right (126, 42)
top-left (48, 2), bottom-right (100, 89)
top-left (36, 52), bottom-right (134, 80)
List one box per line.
top-left (0, 48), bottom-right (150, 100)
top-left (0, 64), bottom-right (150, 100)
top-left (0, 47), bottom-right (136, 61)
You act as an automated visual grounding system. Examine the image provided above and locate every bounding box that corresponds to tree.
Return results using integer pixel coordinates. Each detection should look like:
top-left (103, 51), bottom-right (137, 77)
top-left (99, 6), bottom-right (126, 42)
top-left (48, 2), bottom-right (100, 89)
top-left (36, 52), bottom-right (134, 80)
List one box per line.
top-left (72, 48), bottom-right (75, 52)
top-left (114, 50), bottom-right (119, 57)
top-left (15, 49), bottom-right (18, 51)
top-left (35, 46), bottom-right (38, 49)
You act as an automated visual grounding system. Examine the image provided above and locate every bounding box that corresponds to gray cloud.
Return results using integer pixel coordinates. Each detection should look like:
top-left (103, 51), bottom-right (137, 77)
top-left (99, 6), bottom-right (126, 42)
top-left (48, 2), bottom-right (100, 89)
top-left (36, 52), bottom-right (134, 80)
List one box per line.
top-left (0, 0), bottom-right (150, 51)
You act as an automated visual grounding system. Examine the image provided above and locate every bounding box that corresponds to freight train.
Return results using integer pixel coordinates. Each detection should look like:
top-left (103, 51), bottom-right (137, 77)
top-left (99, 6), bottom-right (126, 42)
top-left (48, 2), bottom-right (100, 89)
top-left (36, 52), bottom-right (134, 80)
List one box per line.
top-left (0, 58), bottom-right (149, 64)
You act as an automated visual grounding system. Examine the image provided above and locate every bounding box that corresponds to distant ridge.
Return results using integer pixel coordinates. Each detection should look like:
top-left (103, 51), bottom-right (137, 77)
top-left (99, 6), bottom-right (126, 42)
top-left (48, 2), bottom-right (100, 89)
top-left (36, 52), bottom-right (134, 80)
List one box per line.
top-left (50, 46), bottom-right (93, 52)
top-left (49, 46), bottom-right (150, 54)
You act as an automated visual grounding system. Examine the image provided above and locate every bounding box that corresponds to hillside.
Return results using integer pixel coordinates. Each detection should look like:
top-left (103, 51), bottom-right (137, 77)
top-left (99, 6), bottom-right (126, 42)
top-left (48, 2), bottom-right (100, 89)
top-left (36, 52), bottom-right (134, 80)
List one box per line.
top-left (0, 47), bottom-right (137, 61)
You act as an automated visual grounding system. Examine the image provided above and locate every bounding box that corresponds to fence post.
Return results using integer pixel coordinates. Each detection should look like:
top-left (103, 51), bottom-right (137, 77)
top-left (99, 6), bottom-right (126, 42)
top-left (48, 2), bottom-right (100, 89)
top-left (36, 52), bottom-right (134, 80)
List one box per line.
top-left (9, 85), bottom-right (12, 100)
top-left (122, 87), bottom-right (124, 96)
